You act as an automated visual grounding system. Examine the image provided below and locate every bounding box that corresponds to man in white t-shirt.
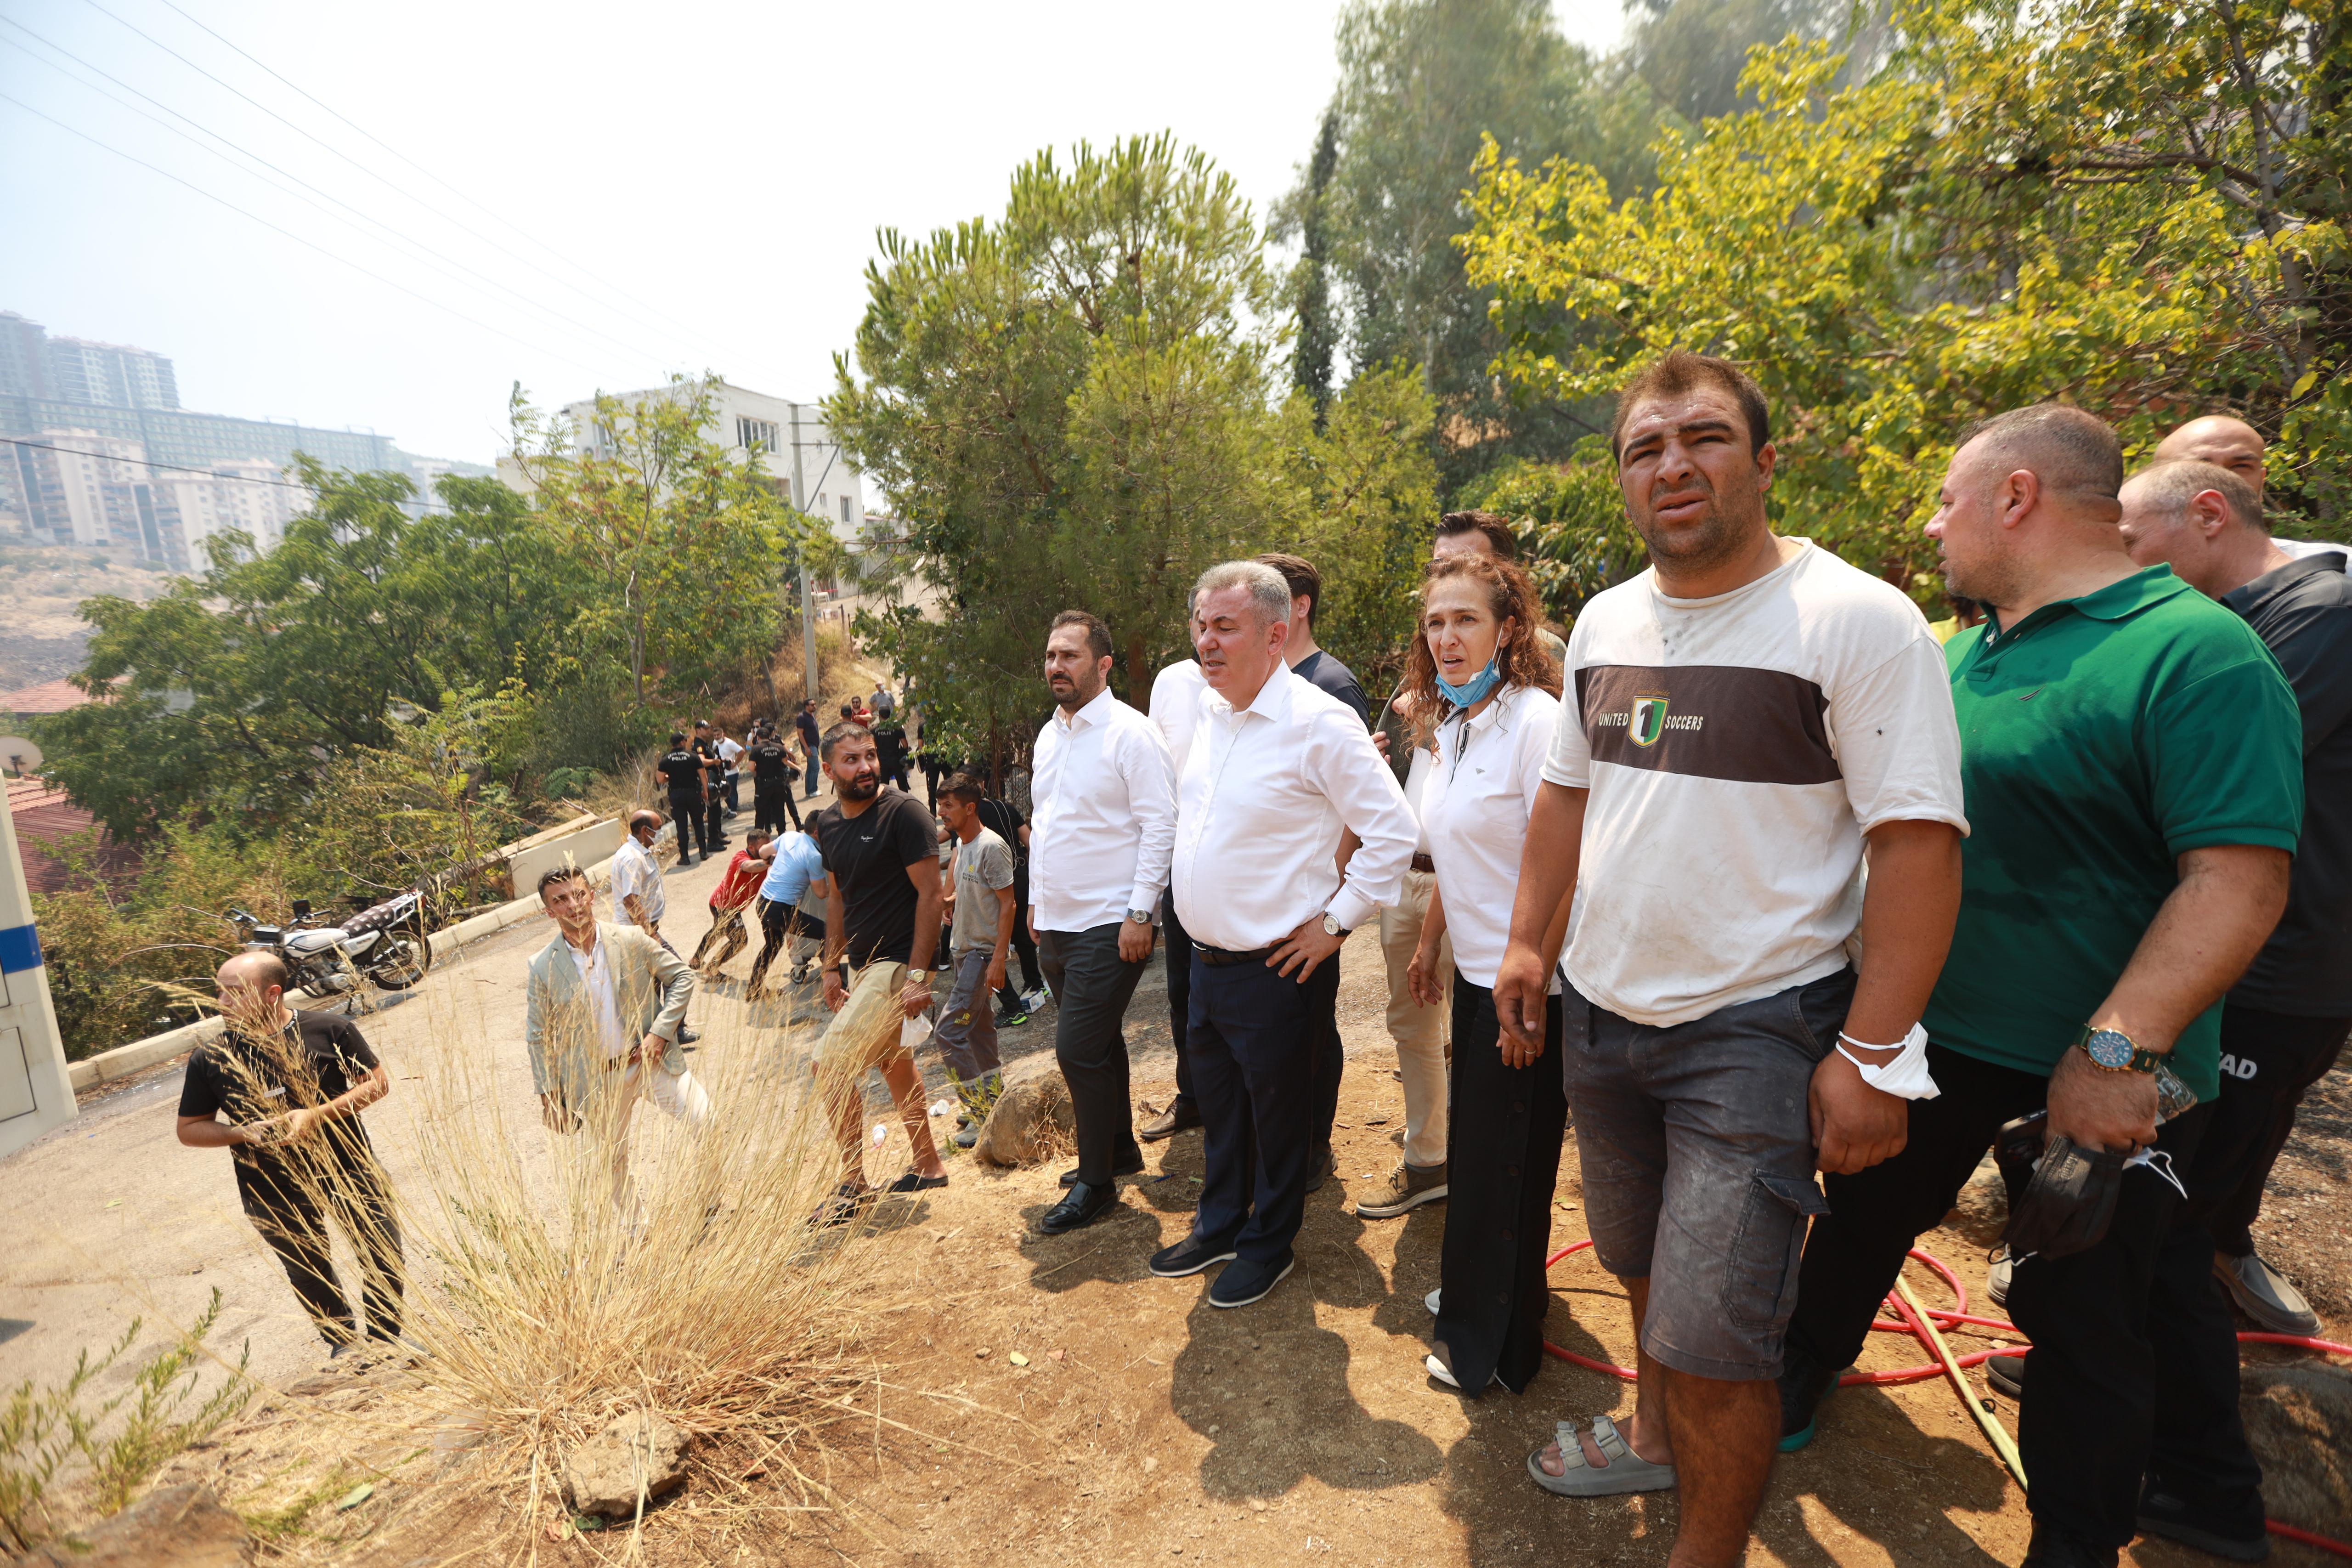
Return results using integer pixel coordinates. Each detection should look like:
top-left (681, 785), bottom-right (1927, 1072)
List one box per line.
top-left (1494, 353), bottom-right (1966, 1558)
top-left (609, 810), bottom-right (666, 937)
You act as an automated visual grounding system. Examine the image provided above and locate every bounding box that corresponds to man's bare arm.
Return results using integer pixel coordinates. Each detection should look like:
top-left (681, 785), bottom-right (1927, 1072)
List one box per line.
top-left (1495, 783), bottom-right (1589, 1046)
top-left (1810, 820), bottom-right (1963, 1175)
top-left (2051, 843), bottom-right (2291, 1152)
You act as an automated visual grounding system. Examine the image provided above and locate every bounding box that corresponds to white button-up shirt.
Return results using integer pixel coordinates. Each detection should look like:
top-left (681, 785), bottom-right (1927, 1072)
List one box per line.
top-left (1171, 663), bottom-right (1417, 952)
top-left (609, 836), bottom-right (663, 924)
top-left (567, 930), bottom-right (635, 1059)
top-left (1420, 683), bottom-right (1563, 991)
top-left (1149, 659), bottom-right (1210, 777)
top-left (1029, 686), bottom-right (1178, 933)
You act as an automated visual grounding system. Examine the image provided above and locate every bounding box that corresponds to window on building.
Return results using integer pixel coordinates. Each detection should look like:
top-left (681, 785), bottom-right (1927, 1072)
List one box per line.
top-left (840, 495), bottom-right (851, 523)
top-left (737, 417), bottom-right (779, 454)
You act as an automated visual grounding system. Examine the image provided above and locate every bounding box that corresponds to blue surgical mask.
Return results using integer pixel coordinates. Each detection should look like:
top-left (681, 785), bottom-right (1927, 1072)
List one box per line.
top-left (1435, 652), bottom-right (1503, 709)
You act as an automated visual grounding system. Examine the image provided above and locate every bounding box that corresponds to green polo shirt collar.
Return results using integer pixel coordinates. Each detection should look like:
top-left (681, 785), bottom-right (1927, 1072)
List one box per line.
top-left (1981, 565), bottom-right (2193, 645)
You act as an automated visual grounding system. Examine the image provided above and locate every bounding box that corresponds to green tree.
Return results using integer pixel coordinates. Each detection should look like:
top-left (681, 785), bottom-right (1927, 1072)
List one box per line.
top-left (1460, 0), bottom-right (2351, 602)
top-left (507, 378), bottom-right (807, 709)
top-left (829, 135), bottom-right (1283, 763)
top-left (1292, 111), bottom-right (1345, 421)
top-left (1275, 0), bottom-right (1662, 491)
top-left (28, 465), bottom-right (594, 840)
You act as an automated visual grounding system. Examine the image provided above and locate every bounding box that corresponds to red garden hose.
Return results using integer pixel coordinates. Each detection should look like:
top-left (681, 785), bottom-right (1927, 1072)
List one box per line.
top-left (1533, 1238), bottom-right (2352, 1554)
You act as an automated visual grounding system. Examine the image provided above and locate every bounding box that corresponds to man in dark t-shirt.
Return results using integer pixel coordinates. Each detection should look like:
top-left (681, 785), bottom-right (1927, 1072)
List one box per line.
top-left (176, 951), bottom-right (402, 1351)
top-left (805, 720), bottom-right (949, 1222)
top-left (656, 732), bottom-right (710, 862)
top-left (1255, 552), bottom-right (1370, 725)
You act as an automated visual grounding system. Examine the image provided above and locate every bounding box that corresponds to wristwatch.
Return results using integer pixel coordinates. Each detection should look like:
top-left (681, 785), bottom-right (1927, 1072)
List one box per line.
top-left (1125, 908), bottom-right (1153, 925)
top-left (2076, 1026), bottom-right (2164, 1075)
top-left (1321, 912), bottom-right (1347, 939)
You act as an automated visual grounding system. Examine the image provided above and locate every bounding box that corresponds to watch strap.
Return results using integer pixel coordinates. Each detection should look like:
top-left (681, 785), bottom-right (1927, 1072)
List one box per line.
top-left (2074, 1026), bottom-right (2164, 1074)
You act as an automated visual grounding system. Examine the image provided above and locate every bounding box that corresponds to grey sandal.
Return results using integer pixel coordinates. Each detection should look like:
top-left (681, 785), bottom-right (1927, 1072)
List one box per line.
top-left (1526, 1415), bottom-right (1677, 1496)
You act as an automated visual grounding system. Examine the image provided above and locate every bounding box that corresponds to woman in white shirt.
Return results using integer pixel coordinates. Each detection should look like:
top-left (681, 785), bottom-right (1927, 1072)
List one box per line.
top-left (1405, 552), bottom-right (1573, 1396)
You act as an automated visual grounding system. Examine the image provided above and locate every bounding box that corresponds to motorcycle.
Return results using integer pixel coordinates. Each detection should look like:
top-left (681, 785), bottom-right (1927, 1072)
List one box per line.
top-left (225, 890), bottom-right (433, 1001)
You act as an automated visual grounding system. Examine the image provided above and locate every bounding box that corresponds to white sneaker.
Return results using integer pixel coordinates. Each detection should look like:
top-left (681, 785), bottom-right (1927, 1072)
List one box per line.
top-left (1987, 1246), bottom-right (2013, 1308)
top-left (1425, 1287), bottom-right (1442, 1317)
top-left (1022, 988), bottom-right (1049, 1013)
top-left (1423, 1352), bottom-right (1501, 1390)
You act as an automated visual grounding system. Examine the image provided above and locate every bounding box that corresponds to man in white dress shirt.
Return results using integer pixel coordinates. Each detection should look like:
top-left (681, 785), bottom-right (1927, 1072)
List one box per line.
top-left (1151, 560), bottom-right (1417, 1308)
top-left (1142, 623), bottom-right (1211, 1142)
top-left (1029, 610), bottom-right (1180, 1234)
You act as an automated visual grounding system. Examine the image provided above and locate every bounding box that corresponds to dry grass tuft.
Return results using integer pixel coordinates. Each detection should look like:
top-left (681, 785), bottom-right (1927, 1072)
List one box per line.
top-left (239, 974), bottom-right (931, 1557)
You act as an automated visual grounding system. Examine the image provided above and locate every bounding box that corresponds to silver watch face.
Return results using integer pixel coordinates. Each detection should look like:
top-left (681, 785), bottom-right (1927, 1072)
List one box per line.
top-left (2084, 1030), bottom-right (2135, 1069)
top-left (1322, 914), bottom-right (1343, 937)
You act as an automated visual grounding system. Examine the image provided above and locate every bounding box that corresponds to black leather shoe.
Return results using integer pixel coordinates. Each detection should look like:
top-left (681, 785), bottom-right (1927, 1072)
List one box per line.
top-left (2021, 1524), bottom-right (2120, 1568)
top-left (1059, 1150), bottom-right (1147, 1188)
top-left (1139, 1100), bottom-right (1203, 1141)
top-left (1209, 1252), bottom-right (1295, 1308)
top-left (1149, 1231), bottom-right (1239, 1278)
top-left (1304, 1142), bottom-right (1334, 1194)
top-left (1039, 1180), bottom-right (1120, 1234)
top-left (2137, 1487), bottom-right (2270, 1562)
top-left (1986, 1353), bottom-right (2024, 1400)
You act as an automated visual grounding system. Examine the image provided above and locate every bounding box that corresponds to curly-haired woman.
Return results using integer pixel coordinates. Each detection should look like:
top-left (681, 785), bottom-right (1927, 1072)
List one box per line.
top-left (1405, 550), bottom-right (1572, 1396)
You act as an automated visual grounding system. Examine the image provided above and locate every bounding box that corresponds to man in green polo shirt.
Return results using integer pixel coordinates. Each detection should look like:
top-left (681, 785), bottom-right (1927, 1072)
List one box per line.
top-left (1776, 405), bottom-right (2299, 1568)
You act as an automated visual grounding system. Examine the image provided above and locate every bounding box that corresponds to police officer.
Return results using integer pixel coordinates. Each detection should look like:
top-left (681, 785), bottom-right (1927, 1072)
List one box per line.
top-left (657, 731), bottom-right (712, 864)
top-left (692, 720), bottom-right (729, 852)
top-left (748, 723), bottom-right (802, 833)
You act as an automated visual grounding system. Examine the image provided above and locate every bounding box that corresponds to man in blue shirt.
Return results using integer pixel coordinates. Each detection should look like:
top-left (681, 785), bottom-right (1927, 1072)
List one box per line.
top-left (746, 829), bottom-right (830, 999)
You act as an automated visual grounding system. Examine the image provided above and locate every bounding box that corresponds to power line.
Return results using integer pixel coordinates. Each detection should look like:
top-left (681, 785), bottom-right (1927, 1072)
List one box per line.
top-left (0, 88), bottom-right (611, 377)
top-left (2, 436), bottom-right (318, 489)
top-left (0, 19), bottom-right (687, 374)
top-left (86, 0), bottom-right (739, 365)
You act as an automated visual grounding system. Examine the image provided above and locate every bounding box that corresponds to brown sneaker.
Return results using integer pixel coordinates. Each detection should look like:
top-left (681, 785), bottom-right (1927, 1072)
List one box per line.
top-left (1356, 1160), bottom-right (1447, 1219)
top-left (1138, 1100), bottom-right (1204, 1141)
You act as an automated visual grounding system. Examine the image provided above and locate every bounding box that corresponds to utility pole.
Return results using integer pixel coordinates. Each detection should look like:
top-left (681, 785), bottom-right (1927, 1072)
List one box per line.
top-left (789, 402), bottom-right (819, 710)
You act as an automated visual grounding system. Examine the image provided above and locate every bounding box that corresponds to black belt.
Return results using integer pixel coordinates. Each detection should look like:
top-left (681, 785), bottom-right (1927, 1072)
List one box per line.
top-left (1410, 852), bottom-right (1436, 874)
top-left (1194, 942), bottom-right (1276, 968)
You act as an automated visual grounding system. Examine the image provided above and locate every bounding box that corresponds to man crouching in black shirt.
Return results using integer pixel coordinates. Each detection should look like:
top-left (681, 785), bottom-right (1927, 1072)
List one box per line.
top-left (176, 951), bottom-right (403, 1352)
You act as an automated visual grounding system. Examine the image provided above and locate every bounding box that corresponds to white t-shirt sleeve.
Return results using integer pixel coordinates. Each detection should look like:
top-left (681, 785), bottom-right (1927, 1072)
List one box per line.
top-left (1518, 690), bottom-right (1559, 814)
top-left (1827, 632), bottom-right (1970, 836)
top-left (1541, 633), bottom-right (1592, 789)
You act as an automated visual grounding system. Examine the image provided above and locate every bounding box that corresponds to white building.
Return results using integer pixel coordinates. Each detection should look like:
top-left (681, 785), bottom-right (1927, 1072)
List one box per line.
top-left (558, 379), bottom-right (870, 543)
top-left (2, 429), bottom-right (305, 567)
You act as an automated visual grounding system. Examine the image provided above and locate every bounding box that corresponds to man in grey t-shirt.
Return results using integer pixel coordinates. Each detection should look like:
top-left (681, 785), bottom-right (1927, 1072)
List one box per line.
top-left (935, 772), bottom-right (1013, 1142)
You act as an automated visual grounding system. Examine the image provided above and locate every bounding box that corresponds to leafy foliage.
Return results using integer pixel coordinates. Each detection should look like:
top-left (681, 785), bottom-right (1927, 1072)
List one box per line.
top-left (1461, 0), bottom-right (2352, 600)
top-left (831, 135), bottom-right (1440, 762)
top-left (0, 1290), bottom-right (253, 1549)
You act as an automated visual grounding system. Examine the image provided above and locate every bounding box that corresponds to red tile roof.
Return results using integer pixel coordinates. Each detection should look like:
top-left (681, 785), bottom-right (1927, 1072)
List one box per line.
top-left (0, 679), bottom-right (90, 715)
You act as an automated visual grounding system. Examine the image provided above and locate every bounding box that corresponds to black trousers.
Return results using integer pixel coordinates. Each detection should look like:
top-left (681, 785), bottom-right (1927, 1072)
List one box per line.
top-left (1039, 923), bottom-right (1151, 1185)
top-left (668, 790), bottom-right (710, 856)
top-left (995, 868), bottom-right (1045, 1010)
top-left (691, 905), bottom-right (750, 971)
top-left (722, 770), bottom-right (741, 813)
top-left (1187, 948), bottom-right (1343, 1265)
top-left (704, 785), bottom-right (727, 848)
top-left (2200, 1004), bottom-right (2351, 1257)
top-left (1436, 979), bottom-right (1569, 1393)
top-left (747, 896), bottom-right (823, 992)
top-left (1787, 1044), bottom-right (2213, 1548)
top-left (1163, 888), bottom-right (1195, 1112)
top-left (753, 781), bottom-right (801, 834)
top-left (236, 1145), bottom-right (403, 1348)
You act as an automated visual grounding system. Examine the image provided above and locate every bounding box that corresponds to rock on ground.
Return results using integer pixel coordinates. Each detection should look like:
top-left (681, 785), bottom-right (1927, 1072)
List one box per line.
top-left (564, 1411), bottom-right (688, 1518)
top-left (2244, 1362), bottom-right (2352, 1542)
top-left (11, 1484), bottom-right (249, 1566)
top-left (972, 1075), bottom-right (1074, 1168)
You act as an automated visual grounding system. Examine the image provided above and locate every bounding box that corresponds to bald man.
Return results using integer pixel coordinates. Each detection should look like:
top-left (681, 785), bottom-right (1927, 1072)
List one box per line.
top-left (2154, 413), bottom-right (2339, 562)
top-left (1781, 405), bottom-right (2302, 1567)
top-left (176, 951), bottom-right (403, 1353)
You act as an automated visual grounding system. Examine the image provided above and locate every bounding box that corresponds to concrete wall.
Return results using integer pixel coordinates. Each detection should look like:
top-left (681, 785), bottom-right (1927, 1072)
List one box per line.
top-left (508, 818), bottom-right (624, 901)
top-left (0, 801), bottom-right (75, 1159)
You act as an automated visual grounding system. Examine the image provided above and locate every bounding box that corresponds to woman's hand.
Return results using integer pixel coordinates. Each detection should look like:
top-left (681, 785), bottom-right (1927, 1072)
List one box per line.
top-left (1406, 944), bottom-right (1443, 1009)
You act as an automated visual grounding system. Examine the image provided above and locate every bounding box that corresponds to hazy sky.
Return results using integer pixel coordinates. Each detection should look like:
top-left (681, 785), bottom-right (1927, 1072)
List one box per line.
top-left (0, 0), bottom-right (1627, 464)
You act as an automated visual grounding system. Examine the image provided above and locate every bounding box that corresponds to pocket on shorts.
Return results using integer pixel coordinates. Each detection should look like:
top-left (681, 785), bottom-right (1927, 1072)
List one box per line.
top-left (1786, 968), bottom-right (1858, 1062)
top-left (1720, 1172), bottom-right (1832, 1334)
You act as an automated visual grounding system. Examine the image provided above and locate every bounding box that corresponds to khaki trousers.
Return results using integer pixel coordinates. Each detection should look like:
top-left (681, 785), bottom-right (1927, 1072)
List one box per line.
top-left (587, 1058), bottom-right (711, 1218)
top-left (1380, 867), bottom-right (1451, 1167)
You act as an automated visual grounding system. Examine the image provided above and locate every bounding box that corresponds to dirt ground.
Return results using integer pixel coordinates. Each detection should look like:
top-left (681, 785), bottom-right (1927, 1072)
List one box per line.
top-left (29, 910), bottom-right (2350, 1566)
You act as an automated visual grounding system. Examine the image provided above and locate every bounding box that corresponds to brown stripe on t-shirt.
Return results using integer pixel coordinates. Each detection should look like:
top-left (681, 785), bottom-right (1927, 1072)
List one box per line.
top-left (1577, 663), bottom-right (1841, 785)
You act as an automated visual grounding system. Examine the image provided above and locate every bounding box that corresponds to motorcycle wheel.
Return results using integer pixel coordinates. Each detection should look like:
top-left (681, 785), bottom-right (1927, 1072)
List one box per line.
top-left (370, 934), bottom-right (431, 991)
